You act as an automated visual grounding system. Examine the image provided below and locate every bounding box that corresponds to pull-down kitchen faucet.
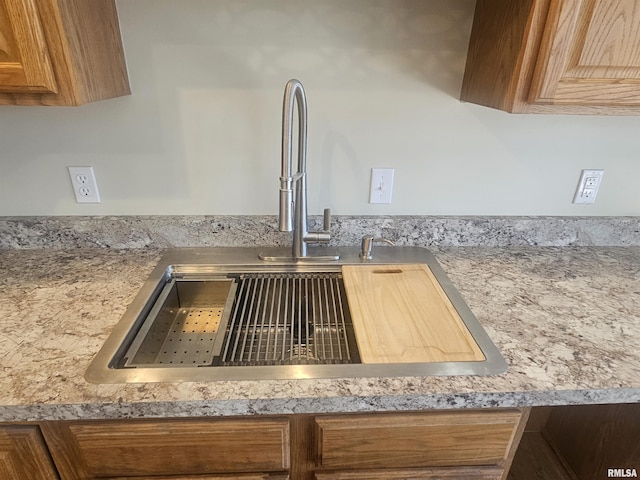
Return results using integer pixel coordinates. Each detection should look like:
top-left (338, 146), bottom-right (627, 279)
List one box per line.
top-left (263, 79), bottom-right (338, 261)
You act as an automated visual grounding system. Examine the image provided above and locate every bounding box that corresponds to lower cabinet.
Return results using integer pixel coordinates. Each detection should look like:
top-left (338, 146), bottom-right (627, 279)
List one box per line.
top-left (4, 404), bottom-right (637, 479)
top-left (0, 408), bottom-right (531, 480)
top-left (0, 425), bottom-right (59, 480)
top-left (312, 410), bottom-right (527, 480)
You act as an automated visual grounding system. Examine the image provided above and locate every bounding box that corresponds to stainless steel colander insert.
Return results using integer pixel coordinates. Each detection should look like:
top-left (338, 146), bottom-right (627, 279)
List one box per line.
top-left (121, 272), bottom-right (359, 368)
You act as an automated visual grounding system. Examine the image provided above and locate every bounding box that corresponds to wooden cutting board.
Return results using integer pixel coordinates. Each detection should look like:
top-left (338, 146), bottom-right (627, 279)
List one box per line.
top-left (342, 264), bottom-right (485, 364)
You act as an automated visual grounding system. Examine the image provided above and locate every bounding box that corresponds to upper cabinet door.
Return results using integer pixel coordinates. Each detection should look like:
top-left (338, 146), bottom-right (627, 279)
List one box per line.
top-left (0, 0), bottom-right (57, 93)
top-left (461, 0), bottom-right (640, 114)
top-left (530, 0), bottom-right (640, 105)
top-left (0, 0), bottom-right (129, 106)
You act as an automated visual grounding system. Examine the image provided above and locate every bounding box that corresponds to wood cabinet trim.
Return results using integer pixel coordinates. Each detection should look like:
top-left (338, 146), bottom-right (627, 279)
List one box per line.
top-left (314, 466), bottom-right (504, 479)
top-left (103, 475), bottom-right (288, 480)
top-left (528, 0), bottom-right (583, 103)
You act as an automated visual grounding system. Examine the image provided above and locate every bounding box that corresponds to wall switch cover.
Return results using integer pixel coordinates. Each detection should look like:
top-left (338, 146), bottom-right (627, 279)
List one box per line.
top-left (369, 168), bottom-right (394, 204)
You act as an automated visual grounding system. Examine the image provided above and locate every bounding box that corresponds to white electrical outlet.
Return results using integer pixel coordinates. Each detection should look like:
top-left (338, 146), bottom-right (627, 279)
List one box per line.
top-left (68, 166), bottom-right (101, 203)
top-left (573, 169), bottom-right (604, 204)
top-left (369, 168), bottom-right (394, 204)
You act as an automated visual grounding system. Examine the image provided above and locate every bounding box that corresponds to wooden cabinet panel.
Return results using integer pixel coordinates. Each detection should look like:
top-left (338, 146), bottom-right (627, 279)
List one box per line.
top-left (0, 425), bottom-right (59, 480)
top-left (315, 466), bottom-right (504, 479)
top-left (0, 0), bottom-right (130, 105)
top-left (461, 0), bottom-right (640, 114)
top-left (314, 410), bottom-right (524, 471)
top-left (506, 432), bottom-right (574, 480)
top-left (40, 418), bottom-right (290, 480)
top-left (543, 403), bottom-right (640, 480)
top-left (0, 410), bottom-right (532, 480)
top-left (530, 0), bottom-right (640, 105)
top-left (0, 0), bottom-right (56, 93)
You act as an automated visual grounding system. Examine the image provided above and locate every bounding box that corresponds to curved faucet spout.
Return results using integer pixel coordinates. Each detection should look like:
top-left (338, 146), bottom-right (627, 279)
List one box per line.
top-left (279, 79), bottom-right (307, 232)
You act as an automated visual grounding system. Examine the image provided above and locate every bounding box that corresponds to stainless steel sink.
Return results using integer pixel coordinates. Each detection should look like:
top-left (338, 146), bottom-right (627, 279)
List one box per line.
top-left (85, 247), bottom-right (507, 383)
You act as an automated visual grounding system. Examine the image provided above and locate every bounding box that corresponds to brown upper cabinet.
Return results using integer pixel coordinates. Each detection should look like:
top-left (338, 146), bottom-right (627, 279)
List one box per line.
top-left (0, 0), bottom-right (130, 106)
top-left (461, 0), bottom-right (640, 114)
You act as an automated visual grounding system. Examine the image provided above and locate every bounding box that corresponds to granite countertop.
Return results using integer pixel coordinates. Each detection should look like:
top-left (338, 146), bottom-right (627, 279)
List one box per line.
top-left (0, 246), bottom-right (639, 421)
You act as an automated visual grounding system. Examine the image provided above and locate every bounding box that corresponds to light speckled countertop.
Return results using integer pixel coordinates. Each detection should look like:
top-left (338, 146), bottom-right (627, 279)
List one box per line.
top-left (1, 247), bottom-right (638, 421)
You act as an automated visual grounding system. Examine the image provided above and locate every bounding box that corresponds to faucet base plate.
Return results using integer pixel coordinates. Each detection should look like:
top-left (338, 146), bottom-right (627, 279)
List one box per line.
top-left (259, 246), bottom-right (340, 262)
top-left (259, 252), bottom-right (340, 262)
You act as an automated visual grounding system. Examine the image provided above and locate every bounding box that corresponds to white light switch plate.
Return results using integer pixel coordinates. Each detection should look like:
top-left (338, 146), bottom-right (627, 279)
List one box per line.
top-left (369, 168), bottom-right (394, 204)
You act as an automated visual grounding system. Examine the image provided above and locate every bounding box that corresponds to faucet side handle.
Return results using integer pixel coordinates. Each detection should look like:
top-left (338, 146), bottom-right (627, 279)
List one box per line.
top-left (323, 208), bottom-right (331, 232)
top-left (304, 208), bottom-right (332, 244)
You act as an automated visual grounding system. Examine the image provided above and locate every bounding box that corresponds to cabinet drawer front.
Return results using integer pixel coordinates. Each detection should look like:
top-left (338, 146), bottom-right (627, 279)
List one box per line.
top-left (315, 410), bottom-right (522, 470)
top-left (42, 418), bottom-right (290, 479)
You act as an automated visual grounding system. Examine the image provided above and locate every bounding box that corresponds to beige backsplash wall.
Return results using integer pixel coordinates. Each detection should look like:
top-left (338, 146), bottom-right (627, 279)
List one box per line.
top-left (1, 0), bottom-right (640, 217)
